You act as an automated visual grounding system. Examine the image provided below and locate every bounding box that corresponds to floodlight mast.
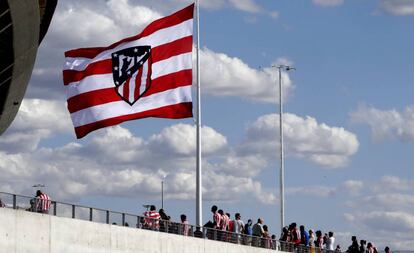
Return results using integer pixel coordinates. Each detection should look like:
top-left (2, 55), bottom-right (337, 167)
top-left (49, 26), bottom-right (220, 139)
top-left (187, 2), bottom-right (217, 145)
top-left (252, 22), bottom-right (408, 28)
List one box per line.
top-left (272, 65), bottom-right (295, 233)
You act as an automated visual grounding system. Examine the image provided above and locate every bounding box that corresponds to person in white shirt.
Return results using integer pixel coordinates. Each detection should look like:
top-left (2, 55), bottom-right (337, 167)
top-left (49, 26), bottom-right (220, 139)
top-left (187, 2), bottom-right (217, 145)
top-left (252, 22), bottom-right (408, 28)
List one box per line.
top-left (233, 213), bottom-right (244, 243)
top-left (326, 231), bottom-right (335, 251)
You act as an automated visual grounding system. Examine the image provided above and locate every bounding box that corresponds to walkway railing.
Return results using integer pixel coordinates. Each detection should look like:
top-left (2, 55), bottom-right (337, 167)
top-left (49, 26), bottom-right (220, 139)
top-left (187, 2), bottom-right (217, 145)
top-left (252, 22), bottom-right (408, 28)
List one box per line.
top-left (0, 191), bottom-right (336, 252)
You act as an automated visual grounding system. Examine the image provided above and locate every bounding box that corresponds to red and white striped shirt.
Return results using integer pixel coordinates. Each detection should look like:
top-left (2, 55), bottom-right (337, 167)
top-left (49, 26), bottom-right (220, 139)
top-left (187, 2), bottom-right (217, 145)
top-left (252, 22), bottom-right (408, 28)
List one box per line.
top-left (181, 220), bottom-right (189, 236)
top-left (220, 214), bottom-right (230, 231)
top-left (36, 193), bottom-right (51, 212)
top-left (213, 212), bottom-right (221, 229)
top-left (144, 210), bottom-right (161, 229)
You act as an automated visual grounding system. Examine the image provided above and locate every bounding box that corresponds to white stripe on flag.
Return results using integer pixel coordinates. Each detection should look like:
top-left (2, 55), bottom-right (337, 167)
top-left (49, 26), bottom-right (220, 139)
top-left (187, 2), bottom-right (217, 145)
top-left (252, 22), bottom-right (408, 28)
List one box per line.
top-left (151, 52), bottom-right (192, 79)
top-left (65, 52), bottom-right (192, 99)
top-left (70, 86), bottom-right (192, 127)
top-left (129, 72), bottom-right (137, 103)
top-left (64, 19), bottom-right (193, 72)
top-left (118, 82), bottom-right (124, 97)
top-left (139, 60), bottom-right (148, 96)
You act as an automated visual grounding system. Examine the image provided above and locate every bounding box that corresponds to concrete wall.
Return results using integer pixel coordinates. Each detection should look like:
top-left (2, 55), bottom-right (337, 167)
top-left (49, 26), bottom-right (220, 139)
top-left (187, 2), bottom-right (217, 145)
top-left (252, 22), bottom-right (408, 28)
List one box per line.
top-left (0, 208), bottom-right (277, 253)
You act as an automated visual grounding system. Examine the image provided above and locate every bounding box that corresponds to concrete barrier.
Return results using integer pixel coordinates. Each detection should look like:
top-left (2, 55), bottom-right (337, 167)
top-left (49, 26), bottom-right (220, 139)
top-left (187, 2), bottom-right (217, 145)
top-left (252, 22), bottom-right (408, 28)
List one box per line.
top-left (0, 208), bottom-right (278, 253)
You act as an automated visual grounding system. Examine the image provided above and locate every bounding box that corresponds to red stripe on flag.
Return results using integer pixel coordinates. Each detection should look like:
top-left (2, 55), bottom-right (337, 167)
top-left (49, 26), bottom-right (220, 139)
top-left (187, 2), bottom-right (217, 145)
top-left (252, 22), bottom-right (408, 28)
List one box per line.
top-left (74, 102), bottom-right (193, 139)
top-left (64, 47), bottom-right (107, 59)
top-left (67, 88), bottom-right (119, 113)
top-left (67, 69), bottom-right (192, 113)
top-left (151, 36), bottom-right (192, 62)
top-left (63, 36), bottom-right (192, 85)
top-left (63, 59), bottom-right (112, 85)
top-left (146, 58), bottom-right (152, 91)
top-left (64, 4), bottom-right (194, 59)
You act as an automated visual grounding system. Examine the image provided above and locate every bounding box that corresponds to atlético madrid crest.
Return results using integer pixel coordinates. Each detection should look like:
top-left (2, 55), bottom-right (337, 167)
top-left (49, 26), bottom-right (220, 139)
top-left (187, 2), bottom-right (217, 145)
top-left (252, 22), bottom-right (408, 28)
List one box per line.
top-left (111, 46), bottom-right (152, 105)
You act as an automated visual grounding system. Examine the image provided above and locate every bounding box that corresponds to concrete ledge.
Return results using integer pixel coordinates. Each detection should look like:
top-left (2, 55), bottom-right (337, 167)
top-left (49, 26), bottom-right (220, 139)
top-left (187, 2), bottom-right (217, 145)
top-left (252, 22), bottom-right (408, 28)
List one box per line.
top-left (0, 208), bottom-right (278, 253)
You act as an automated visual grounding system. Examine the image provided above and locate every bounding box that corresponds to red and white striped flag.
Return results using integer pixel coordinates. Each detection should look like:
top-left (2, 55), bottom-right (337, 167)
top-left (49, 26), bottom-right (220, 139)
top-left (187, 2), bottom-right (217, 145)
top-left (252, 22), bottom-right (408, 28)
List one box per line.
top-left (63, 4), bottom-right (194, 138)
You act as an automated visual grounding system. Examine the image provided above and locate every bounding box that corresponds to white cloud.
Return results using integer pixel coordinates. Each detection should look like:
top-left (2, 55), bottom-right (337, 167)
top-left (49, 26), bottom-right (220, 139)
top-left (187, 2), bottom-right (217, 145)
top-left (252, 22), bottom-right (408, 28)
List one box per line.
top-left (48, 0), bottom-right (162, 48)
top-left (379, 0), bottom-right (414, 16)
top-left (0, 102), bottom-right (277, 204)
top-left (343, 209), bottom-right (414, 249)
top-left (359, 193), bottom-right (414, 212)
top-left (0, 99), bottom-right (72, 153)
top-left (239, 113), bottom-right (359, 168)
top-left (228, 0), bottom-right (262, 13)
top-left (286, 185), bottom-right (336, 197)
top-left (2, 99), bottom-right (357, 205)
top-left (347, 211), bottom-right (414, 233)
top-left (342, 180), bottom-right (364, 196)
top-left (201, 47), bottom-right (294, 103)
top-left (372, 175), bottom-right (414, 192)
top-left (149, 124), bottom-right (228, 156)
top-left (269, 11), bottom-right (280, 19)
top-left (341, 175), bottom-right (414, 249)
top-left (351, 105), bottom-right (414, 142)
top-left (313, 0), bottom-right (344, 7)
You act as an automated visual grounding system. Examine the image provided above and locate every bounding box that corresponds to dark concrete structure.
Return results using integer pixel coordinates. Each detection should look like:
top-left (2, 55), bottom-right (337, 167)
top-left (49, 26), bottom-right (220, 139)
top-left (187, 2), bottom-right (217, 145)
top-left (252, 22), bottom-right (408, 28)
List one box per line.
top-left (0, 0), bottom-right (57, 135)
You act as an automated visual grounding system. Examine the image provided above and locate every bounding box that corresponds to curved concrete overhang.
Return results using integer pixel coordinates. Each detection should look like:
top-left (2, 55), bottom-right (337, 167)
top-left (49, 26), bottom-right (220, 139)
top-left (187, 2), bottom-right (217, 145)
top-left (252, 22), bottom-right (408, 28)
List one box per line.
top-left (0, 0), bottom-right (57, 135)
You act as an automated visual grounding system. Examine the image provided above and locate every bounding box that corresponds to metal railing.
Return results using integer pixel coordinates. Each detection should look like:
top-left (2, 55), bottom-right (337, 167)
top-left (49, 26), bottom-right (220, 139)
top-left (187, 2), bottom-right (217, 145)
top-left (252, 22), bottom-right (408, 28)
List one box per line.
top-left (0, 191), bottom-right (340, 252)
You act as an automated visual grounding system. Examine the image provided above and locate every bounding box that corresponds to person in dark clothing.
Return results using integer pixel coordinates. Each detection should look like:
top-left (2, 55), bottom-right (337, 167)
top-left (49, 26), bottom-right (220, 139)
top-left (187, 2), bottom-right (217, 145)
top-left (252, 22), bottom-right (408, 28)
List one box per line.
top-left (347, 236), bottom-right (360, 253)
top-left (384, 246), bottom-right (391, 253)
top-left (300, 225), bottom-right (310, 246)
top-left (158, 208), bottom-right (171, 232)
top-left (359, 240), bottom-right (367, 253)
top-left (280, 226), bottom-right (290, 252)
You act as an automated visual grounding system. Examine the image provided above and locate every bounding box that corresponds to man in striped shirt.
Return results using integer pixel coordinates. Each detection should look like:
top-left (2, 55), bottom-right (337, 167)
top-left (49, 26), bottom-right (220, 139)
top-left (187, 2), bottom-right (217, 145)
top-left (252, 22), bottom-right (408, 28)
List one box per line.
top-left (143, 205), bottom-right (161, 230)
top-left (211, 205), bottom-right (221, 230)
top-left (35, 190), bottom-right (51, 214)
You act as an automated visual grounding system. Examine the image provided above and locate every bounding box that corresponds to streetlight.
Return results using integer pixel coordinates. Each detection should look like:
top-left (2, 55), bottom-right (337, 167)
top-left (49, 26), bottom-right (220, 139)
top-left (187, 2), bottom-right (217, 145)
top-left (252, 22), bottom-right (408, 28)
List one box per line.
top-left (161, 179), bottom-right (164, 209)
top-left (161, 175), bottom-right (166, 209)
top-left (272, 65), bottom-right (295, 232)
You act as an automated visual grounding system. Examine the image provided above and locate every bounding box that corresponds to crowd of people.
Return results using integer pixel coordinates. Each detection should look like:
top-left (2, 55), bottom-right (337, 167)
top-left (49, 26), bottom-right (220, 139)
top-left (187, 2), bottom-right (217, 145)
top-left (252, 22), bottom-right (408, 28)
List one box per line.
top-left (0, 193), bottom-right (394, 253)
top-left (139, 204), bottom-right (189, 236)
top-left (279, 223), bottom-right (338, 251)
top-left (346, 236), bottom-right (390, 253)
top-left (204, 205), bottom-right (276, 248)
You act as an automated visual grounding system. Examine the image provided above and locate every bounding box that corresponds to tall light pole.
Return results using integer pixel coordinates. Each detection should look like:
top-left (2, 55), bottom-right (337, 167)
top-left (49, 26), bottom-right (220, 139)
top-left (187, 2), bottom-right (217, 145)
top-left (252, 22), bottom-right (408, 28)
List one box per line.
top-left (161, 175), bottom-right (166, 209)
top-left (161, 180), bottom-right (164, 209)
top-left (273, 65), bottom-right (295, 233)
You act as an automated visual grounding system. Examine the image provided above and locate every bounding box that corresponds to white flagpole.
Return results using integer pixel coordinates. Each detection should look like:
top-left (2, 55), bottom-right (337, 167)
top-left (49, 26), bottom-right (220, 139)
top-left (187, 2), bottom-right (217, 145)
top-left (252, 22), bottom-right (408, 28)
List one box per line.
top-left (195, 0), bottom-right (202, 228)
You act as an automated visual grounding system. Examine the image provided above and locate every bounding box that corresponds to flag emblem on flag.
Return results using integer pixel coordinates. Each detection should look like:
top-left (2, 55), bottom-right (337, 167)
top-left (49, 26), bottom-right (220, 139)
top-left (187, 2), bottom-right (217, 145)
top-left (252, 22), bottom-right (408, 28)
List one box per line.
top-left (112, 46), bottom-right (152, 105)
top-left (63, 4), bottom-right (194, 139)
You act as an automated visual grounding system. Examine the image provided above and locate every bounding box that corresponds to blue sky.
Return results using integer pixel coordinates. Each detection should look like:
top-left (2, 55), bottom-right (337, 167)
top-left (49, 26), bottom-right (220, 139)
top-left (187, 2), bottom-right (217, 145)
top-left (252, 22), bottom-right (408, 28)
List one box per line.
top-left (1, 0), bottom-right (414, 250)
